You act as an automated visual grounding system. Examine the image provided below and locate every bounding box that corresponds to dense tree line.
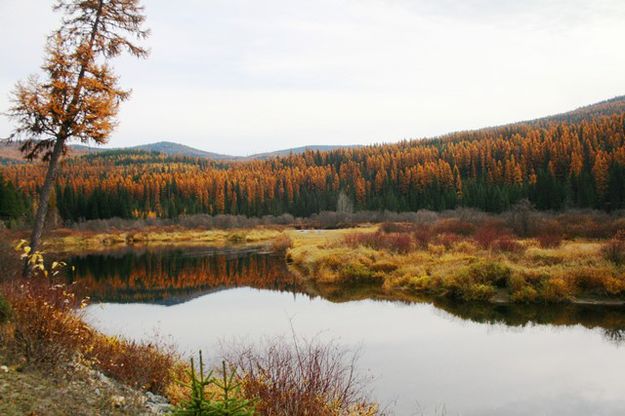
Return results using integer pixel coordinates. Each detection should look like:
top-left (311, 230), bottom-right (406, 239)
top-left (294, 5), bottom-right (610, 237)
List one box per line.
top-left (0, 173), bottom-right (29, 225)
top-left (2, 102), bottom-right (625, 222)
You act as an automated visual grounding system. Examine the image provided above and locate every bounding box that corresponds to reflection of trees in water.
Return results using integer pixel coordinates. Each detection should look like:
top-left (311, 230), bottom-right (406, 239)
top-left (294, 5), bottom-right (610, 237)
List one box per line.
top-left (434, 300), bottom-right (625, 346)
top-left (66, 248), bottom-right (300, 304)
top-left (67, 249), bottom-right (625, 337)
top-left (311, 281), bottom-right (625, 337)
top-left (603, 329), bottom-right (625, 346)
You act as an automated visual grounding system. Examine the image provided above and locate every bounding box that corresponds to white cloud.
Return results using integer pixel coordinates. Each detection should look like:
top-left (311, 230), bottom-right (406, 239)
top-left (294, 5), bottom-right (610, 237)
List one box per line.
top-left (1, 0), bottom-right (625, 155)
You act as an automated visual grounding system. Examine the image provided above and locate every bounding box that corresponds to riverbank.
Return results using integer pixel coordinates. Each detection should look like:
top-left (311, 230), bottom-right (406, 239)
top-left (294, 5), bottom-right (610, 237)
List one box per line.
top-left (12, 221), bottom-right (625, 305)
top-left (285, 225), bottom-right (625, 305)
top-left (7, 226), bottom-right (286, 253)
top-left (0, 352), bottom-right (170, 415)
top-left (0, 271), bottom-right (381, 416)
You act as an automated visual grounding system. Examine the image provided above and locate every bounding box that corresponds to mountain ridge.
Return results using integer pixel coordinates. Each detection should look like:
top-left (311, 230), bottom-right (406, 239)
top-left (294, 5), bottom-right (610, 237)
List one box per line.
top-left (1, 94), bottom-right (624, 162)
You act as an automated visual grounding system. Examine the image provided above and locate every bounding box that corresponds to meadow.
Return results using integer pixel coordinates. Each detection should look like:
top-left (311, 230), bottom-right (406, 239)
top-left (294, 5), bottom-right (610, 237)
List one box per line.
top-left (286, 208), bottom-right (625, 304)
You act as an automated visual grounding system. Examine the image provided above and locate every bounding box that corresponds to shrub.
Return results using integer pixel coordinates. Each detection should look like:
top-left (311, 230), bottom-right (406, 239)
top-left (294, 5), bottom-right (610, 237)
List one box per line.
top-left (505, 199), bottom-right (537, 237)
top-left (492, 237), bottom-right (524, 253)
top-left (540, 278), bottom-right (571, 302)
top-left (433, 232), bottom-right (461, 249)
top-left (379, 222), bottom-right (415, 233)
top-left (1, 280), bottom-right (90, 368)
top-left (536, 233), bottom-right (563, 249)
top-left (413, 226), bottom-right (433, 249)
top-left (339, 263), bottom-right (379, 284)
top-left (226, 336), bottom-right (380, 416)
top-left (571, 269), bottom-right (625, 296)
top-left (536, 220), bottom-right (564, 248)
top-left (228, 232), bottom-right (247, 244)
top-left (0, 228), bottom-right (20, 281)
top-left (473, 224), bottom-right (509, 249)
top-left (602, 234), bottom-right (625, 265)
top-left (0, 293), bottom-right (11, 324)
top-left (370, 261), bottom-right (398, 273)
top-left (87, 335), bottom-right (179, 395)
top-left (427, 243), bottom-right (445, 256)
top-left (463, 283), bottom-right (496, 301)
top-left (511, 286), bottom-right (539, 303)
top-left (344, 231), bottom-right (413, 253)
top-left (382, 232), bottom-right (413, 253)
top-left (271, 234), bottom-right (293, 254)
top-left (433, 218), bottom-right (475, 236)
top-left (463, 261), bottom-right (511, 288)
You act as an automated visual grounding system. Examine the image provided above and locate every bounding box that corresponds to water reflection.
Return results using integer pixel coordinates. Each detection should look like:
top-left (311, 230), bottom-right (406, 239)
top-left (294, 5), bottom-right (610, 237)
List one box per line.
top-left (66, 247), bottom-right (300, 304)
top-left (72, 247), bottom-right (625, 415)
top-left (65, 247), bottom-right (625, 336)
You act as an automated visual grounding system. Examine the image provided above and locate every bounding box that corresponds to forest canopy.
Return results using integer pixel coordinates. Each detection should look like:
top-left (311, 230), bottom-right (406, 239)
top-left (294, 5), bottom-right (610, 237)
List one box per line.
top-left (2, 97), bottom-right (625, 224)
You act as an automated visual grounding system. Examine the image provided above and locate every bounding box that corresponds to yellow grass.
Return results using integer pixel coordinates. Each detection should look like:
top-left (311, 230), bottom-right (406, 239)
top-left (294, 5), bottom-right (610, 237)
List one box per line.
top-left (42, 227), bottom-right (285, 252)
top-left (287, 228), bottom-right (625, 304)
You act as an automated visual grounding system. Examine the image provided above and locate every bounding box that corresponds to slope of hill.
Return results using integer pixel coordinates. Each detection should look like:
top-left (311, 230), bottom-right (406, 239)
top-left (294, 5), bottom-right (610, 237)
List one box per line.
top-left (246, 145), bottom-right (360, 160)
top-left (3, 94), bottom-right (625, 223)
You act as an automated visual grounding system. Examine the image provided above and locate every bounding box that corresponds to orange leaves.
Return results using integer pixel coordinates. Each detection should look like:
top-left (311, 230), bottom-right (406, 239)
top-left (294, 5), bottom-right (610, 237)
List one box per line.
top-left (593, 150), bottom-right (611, 197)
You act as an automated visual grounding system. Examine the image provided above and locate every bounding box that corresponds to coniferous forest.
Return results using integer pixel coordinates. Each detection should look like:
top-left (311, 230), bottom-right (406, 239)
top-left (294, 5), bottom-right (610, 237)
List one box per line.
top-left (2, 96), bottom-right (625, 224)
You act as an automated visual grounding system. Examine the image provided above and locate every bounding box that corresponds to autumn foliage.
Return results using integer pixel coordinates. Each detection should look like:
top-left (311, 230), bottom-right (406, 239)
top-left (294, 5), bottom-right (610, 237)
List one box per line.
top-left (3, 100), bottom-right (625, 224)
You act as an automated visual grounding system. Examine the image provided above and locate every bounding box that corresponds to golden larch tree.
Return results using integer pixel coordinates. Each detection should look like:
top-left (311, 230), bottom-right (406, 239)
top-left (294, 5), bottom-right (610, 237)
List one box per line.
top-left (7, 0), bottom-right (149, 272)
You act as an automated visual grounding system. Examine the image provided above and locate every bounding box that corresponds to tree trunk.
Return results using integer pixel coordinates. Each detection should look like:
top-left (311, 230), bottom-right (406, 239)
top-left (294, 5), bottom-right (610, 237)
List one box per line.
top-left (22, 136), bottom-right (65, 276)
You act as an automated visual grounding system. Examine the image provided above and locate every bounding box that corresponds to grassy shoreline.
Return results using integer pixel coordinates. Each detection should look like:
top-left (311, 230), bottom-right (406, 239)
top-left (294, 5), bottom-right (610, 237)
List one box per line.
top-left (9, 219), bottom-right (625, 305)
top-left (8, 226), bottom-right (287, 253)
top-left (284, 226), bottom-right (625, 305)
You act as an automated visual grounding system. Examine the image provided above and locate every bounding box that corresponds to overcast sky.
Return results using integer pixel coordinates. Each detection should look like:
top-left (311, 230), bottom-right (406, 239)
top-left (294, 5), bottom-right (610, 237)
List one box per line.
top-left (1, 0), bottom-right (624, 156)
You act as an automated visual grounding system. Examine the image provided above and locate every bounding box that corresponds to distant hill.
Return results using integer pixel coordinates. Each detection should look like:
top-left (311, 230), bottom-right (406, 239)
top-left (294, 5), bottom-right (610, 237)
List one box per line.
top-left (245, 145), bottom-right (360, 160)
top-left (70, 141), bottom-right (238, 160)
top-left (2, 95), bottom-right (624, 163)
top-left (70, 142), bottom-right (358, 161)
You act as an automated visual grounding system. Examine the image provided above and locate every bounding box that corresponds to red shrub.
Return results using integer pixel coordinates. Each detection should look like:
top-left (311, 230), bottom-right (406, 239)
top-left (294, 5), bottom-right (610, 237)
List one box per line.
top-left (535, 220), bottom-right (564, 248)
top-left (473, 220), bottom-right (512, 249)
top-left (271, 234), bottom-right (294, 253)
top-left (492, 237), bottom-right (524, 253)
top-left (344, 232), bottom-right (378, 248)
top-left (379, 222), bottom-right (415, 233)
top-left (383, 233), bottom-right (414, 253)
top-left (413, 226), bottom-right (433, 248)
top-left (226, 337), bottom-right (378, 416)
top-left (433, 232), bottom-right (461, 249)
top-left (602, 231), bottom-right (625, 265)
top-left (1, 280), bottom-right (90, 368)
top-left (433, 218), bottom-right (475, 236)
top-left (537, 233), bottom-right (563, 248)
top-left (344, 231), bottom-right (413, 253)
top-left (87, 335), bottom-right (178, 394)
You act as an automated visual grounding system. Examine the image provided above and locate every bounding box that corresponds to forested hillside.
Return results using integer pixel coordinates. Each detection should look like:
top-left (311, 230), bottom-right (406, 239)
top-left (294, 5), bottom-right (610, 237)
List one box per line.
top-left (2, 96), bottom-right (625, 223)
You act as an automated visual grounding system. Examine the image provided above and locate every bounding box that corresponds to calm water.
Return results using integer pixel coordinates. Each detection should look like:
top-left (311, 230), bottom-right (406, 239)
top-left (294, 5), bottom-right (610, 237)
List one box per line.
top-left (66, 247), bottom-right (625, 415)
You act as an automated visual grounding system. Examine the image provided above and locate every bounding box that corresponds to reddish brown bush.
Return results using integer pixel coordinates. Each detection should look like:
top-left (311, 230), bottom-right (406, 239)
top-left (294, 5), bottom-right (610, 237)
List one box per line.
top-left (492, 237), bottom-right (524, 253)
top-left (413, 226), bottom-right (433, 249)
top-left (433, 218), bottom-right (475, 236)
top-left (226, 337), bottom-right (379, 416)
top-left (1, 278), bottom-right (179, 395)
top-left (271, 234), bottom-right (294, 254)
top-left (383, 232), bottom-right (414, 253)
top-left (1, 280), bottom-right (90, 368)
top-left (473, 222), bottom-right (511, 249)
top-left (87, 335), bottom-right (178, 395)
top-left (344, 232), bottom-right (378, 248)
top-left (536, 220), bottom-right (564, 248)
top-left (602, 232), bottom-right (625, 265)
top-left (344, 231), bottom-right (413, 253)
top-left (379, 222), bottom-right (416, 233)
top-left (536, 234), bottom-right (563, 248)
top-left (433, 232), bottom-right (461, 249)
